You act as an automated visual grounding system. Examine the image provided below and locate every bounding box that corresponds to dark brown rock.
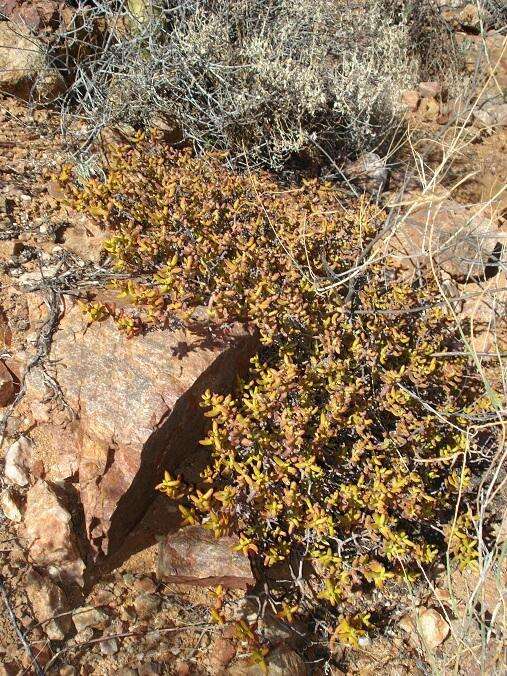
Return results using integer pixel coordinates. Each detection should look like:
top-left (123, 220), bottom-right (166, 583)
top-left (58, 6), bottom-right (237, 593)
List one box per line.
top-left (133, 576), bottom-right (157, 594)
top-left (157, 525), bottom-right (255, 589)
top-left (0, 361), bottom-right (14, 407)
top-left (0, 307), bottom-right (12, 348)
top-left (174, 664), bottom-right (191, 676)
top-left (28, 301), bottom-right (258, 559)
top-left (138, 665), bottom-right (162, 676)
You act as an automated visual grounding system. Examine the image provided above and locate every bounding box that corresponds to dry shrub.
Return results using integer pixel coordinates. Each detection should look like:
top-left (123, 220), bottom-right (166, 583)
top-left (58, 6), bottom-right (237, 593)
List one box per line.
top-left (60, 136), bottom-right (497, 645)
top-left (53, 0), bottom-right (461, 169)
top-left (157, 0), bottom-right (420, 168)
top-left (479, 0), bottom-right (507, 28)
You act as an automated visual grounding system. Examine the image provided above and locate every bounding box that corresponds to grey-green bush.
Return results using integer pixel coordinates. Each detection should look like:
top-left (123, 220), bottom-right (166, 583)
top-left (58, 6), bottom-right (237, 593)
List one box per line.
top-left (60, 0), bottom-right (461, 169)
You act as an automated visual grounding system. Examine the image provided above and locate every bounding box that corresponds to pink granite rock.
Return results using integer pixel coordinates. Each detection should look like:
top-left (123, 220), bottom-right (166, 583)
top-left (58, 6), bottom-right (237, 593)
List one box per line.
top-left (24, 479), bottom-right (85, 587)
top-left (157, 526), bottom-right (255, 589)
top-left (33, 301), bottom-right (258, 559)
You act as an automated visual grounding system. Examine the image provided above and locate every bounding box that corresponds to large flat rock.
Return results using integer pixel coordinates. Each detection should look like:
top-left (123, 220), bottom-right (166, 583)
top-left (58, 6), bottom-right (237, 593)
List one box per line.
top-left (28, 300), bottom-right (258, 560)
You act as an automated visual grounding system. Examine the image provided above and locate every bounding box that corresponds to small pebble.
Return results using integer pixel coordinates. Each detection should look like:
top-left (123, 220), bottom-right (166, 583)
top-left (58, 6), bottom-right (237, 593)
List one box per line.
top-left (133, 593), bottom-right (161, 619)
top-left (59, 667), bottom-right (76, 676)
top-left (100, 638), bottom-right (118, 656)
top-left (74, 627), bottom-right (94, 644)
top-left (133, 576), bottom-right (157, 594)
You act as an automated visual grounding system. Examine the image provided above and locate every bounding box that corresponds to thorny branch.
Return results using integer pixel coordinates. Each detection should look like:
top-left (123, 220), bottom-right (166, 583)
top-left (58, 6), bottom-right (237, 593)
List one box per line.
top-left (44, 622), bottom-right (216, 671)
top-left (0, 285), bottom-right (64, 444)
top-left (0, 575), bottom-right (45, 676)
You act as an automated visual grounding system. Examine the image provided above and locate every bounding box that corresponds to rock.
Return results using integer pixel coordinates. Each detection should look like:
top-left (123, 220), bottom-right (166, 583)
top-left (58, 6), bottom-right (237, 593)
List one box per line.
top-left (158, 525), bottom-right (255, 589)
top-left (133, 576), bottom-right (157, 594)
top-left (433, 588), bottom-right (452, 606)
top-left (58, 666), bottom-right (76, 676)
top-left (227, 647), bottom-right (307, 675)
top-left (418, 97), bottom-right (440, 121)
top-left (60, 214), bottom-right (106, 263)
top-left (497, 509), bottom-right (507, 543)
top-left (0, 662), bottom-right (19, 676)
top-left (393, 198), bottom-right (502, 282)
top-left (0, 308), bottom-right (12, 348)
top-left (0, 0), bottom-right (60, 31)
top-left (357, 634), bottom-right (371, 647)
top-left (476, 103), bottom-right (507, 128)
top-left (418, 81), bottom-right (442, 98)
top-left (74, 627), bottom-right (94, 644)
top-left (449, 566), bottom-right (506, 616)
top-left (31, 300), bottom-right (257, 559)
top-left (51, 452), bottom-right (79, 482)
top-left (458, 32), bottom-right (507, 90)
top-left (24, 480), bottom-right (85, 588)
top-left (138, 664), bottom-right (162, 676)
top-left (0, 362), bottom-right (14, 407)
top-left (417, 607), bottom-right (450, 649)
top-left (456, 3), bottom-right (482, 28)
top-left (401, 89), bottom-right (420, 112)
top-left (18, 265), bottom-right (60, 290)
top-left (0, 488), bottom-right (22, 522)
top-left (0, 239), bottom-right (24, 259)
top-left (33, 68), bottom-right (66, 103)
top-left (72, 606), bottom-right (109, 633)
top-left (25, 568), bottom-right (71, 641)
top-left (459, 272), bottom-right (507, 354)
top-left (493, 104), bottom-right (507, 127)
top-left (133, 593), bottom-right (161, 619)
top-left (399, 613), bottom-right (415, 634)
top-left (437, 1), bottom-right (480, 29)
top-left (150, 114), bottom-right (183, 144)
top-left (473, 107), bottom-right (496, 129)
top-left (345, 152), bottom-right (389, 194)
top-left (120, 606), bottom-right (136, 622)
top-left (400, 607), bottom-right (449, 650)
top-left (210, 637), bottom-right (237, 671)
top-left (94, 588), bottom-right (115, 606)
top-left (4, 435), bottom-right (32, 486)
top-left (237, 597), bottom-right (305, 646)
top-left (174, 664), bottom-right (191, 676)
top-left (446, 2), bottom-right (506, 30)
top-left (484, 34), bottom-right (507, 89)
top-left (100, 638), bottom-right (119, 655)
top-left (0, 21), bottom-right (44, 97)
